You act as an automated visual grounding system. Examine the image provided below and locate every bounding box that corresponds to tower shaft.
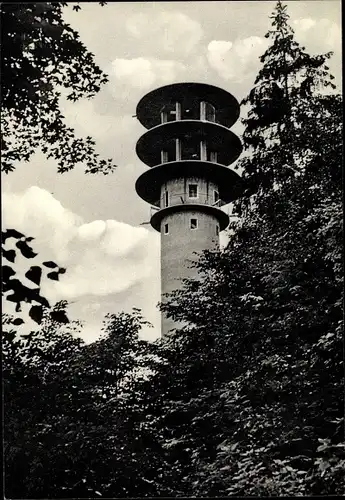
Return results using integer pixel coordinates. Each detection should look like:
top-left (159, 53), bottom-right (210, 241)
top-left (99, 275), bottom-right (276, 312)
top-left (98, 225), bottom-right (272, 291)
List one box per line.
top-left (160, 206), bottom-right (219, 334)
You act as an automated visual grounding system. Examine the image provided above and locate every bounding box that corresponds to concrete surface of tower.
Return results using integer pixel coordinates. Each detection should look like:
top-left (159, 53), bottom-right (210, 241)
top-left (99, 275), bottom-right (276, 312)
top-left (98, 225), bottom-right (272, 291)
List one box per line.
top-left (135, 82), bottom-right (243, 337)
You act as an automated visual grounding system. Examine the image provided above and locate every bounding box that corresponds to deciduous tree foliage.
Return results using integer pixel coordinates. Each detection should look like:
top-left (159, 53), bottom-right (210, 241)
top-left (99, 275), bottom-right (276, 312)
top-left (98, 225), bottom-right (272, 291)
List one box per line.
top-left (2, 2), bottom-right (115, 320)
top-left (1, 2), bottom-right (115, 174)
top-left (3, 309), bottom-right (168, 498)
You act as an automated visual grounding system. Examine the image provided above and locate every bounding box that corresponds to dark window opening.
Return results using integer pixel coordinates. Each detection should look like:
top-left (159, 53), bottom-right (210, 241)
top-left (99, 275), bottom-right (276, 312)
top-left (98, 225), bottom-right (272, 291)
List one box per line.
top-left (161, 150), bottom-right (168, 163)
top-left (161, 102), bottom-right (180, 123)
top-left (160, 139), bottom-right (177, 163)
top-left (181, 105), bottom-right (200, 121)
top-left (165, 191), bottom-right (169, 207)
top-left (164, 223), bottom-right (169, 234)
top-left (190, 218), bottom-right (198, 230)
top-left (214, 190), bottom-right (219, 203)
top-left (189, 184), bottom-right (198, 198)
top-left (181, 136), bottom-right (201, 160)
top-left (216, 225), bottom-right (219, 236)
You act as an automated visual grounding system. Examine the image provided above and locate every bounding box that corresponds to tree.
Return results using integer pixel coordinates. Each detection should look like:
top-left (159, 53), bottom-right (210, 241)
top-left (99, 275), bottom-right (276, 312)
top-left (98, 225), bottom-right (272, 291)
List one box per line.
top-left (3, 308), bottom-right (168, 498)
top-left (3, 305), bottom-right (83, 498)
top-left (154, 1), bottom-right (343, 496)
top-left (237, 0), bottom-right (337, 211)
top-left (1, 2), bottom-right (116, 174)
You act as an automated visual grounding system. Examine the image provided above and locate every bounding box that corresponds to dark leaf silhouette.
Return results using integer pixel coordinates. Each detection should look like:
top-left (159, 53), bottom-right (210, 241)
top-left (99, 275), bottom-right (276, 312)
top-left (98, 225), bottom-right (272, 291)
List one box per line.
top-left (25, 266), bottom-right (42, 286)
top-left (29, 305), bottom-right (44, 325)
top-left (2, 265), bottom-right (15, 282)
top-left (50, 310), bottom-right (69, 324)
top-left (58, 267), bottom-right (66, 275)
top-left (47, 271), bottom-right (60, 281)
top-left (6, 279), bottom-right (29, 302)
top-left (3, 249), bottom-right (16, 263)
top-left (2, 229), bottom-right (25, 242)
top-left (43, 261), bottom-right (58, 269)
top-left (12, 318), bottom-right (24, 326)
top-left (16, 240), bottom-right (37, 259)
top-left (33, 293), bottom-right (50, 309)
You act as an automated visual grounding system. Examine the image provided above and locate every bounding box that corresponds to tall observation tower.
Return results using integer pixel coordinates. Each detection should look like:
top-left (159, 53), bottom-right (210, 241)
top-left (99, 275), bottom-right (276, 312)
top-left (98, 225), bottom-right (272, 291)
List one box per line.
top-left (135, 82), bottom-right (243, 336)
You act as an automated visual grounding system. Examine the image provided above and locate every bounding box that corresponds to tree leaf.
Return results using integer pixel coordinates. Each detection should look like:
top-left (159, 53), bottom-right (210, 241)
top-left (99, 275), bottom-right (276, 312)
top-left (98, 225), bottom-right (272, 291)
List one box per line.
top-left (12, 318), bottom-right (24, 326)
top-left (15, 240), bottom-right (37, 259)
top-left (29, 305), bottom-right (44, 324)
top-left (2, 229), bottom-right (25, 242)
top-left (42, 261), bottom-right (58, 269)
top-left (2, 249), bottom-right (16, 263)
top-left (25, 266), bottom-right (42, 286)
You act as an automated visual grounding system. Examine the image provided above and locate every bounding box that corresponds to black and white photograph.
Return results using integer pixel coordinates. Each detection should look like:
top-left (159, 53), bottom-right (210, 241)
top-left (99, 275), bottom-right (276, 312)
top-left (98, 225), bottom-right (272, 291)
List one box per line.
top-left (2, 0), bottom-right (343, 497)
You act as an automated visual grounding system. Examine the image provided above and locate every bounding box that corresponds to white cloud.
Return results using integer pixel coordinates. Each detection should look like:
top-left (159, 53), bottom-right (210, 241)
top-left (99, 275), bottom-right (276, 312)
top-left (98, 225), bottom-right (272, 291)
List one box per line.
top-left (293, 18), bottom-right (341, 52)
top-left (77, 220), bottom-right (106, 241)
top-left (126, 11), bottom-right (202, 54)
top-left (207, 36), bottom-right (269, 83)
top-left (2, 186), bottom-right (160, 302)
top-left (294, 18), bottom-right (317, 32)
top-left (110, 57), bottom-right (186, 90)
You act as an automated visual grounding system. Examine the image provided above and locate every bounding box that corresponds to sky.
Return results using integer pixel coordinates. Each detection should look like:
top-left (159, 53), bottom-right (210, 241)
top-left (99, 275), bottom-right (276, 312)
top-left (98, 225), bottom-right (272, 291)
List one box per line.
top-left (2, 1), bottom-right (342, 343)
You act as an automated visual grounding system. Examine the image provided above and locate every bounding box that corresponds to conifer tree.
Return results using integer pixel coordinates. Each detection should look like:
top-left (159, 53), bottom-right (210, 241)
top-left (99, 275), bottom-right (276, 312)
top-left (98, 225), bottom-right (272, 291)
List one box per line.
top-left (238, 0), bottom-right (337, 212)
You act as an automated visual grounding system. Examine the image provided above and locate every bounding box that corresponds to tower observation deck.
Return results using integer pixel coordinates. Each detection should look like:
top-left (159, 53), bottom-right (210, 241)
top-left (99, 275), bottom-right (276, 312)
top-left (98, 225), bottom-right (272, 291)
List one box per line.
top-left (135, 82), bottom-right (243, 336)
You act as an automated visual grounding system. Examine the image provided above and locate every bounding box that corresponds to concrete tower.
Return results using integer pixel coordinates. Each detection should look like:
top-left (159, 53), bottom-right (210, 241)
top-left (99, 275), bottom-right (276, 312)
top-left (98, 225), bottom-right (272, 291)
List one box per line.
top-left (135, 82), bottom-right (243, 336)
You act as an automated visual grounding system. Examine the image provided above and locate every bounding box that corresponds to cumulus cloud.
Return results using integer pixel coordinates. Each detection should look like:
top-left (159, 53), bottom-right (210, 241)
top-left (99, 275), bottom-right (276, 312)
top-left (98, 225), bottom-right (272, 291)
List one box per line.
top-left (207, 36), bottom-right (269, 83)
top-left (293, 18), bottom-right (341, 53)
top-left (110, 57), bottom-right (185, 90)
top-left (58, 92), bottom-right (142, 155)
top-left (126, 11), bottom-right (202, 55)
top-left (2, 186), bottom-right (160, 303)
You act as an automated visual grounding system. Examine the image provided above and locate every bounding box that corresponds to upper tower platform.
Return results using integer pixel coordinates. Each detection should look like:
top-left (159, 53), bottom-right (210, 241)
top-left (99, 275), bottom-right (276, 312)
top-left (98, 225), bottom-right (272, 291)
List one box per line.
top-left (135, 82), bottom-right (243, 232)
top-left (136, 82), bottom-right (240, 129)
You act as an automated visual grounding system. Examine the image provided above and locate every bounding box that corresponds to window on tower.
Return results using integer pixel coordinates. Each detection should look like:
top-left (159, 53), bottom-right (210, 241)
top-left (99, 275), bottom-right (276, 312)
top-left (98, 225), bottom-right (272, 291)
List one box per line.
top-left (190, 218), bottom-right (198, 230)
top-left (164, 223), bottom-right (169, 234)
top-left (214, 190), bottom-right (219, 204)
top-left (164, 191), bottom-right (169, 207)
top-left (160, 138), bottom-right (177, 163)
top-left (200, 101), bottom-right (216, 122)
top-left (181, 136), bottom-right (201, 160)
top-left (181, 104), bottom-right (199, 121)
top-left (216, 225), bottom-right (219, 236)
top-left (160, 102), bottom-right (181, 123)
top-left (161, 150), bottom-right (169, 163)
top-left (189, 184), bottom-right (198, 198)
